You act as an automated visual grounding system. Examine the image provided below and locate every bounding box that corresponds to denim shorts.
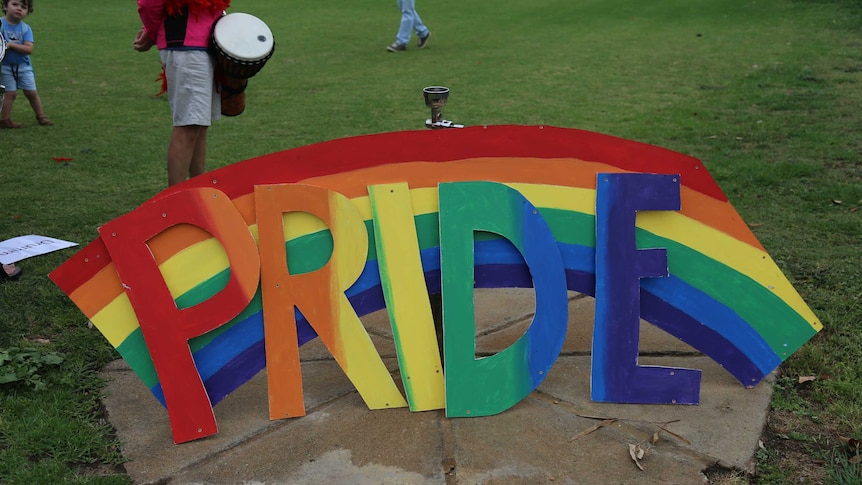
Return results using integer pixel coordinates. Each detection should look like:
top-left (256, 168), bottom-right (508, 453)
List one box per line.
top-left (1, 63), bottom-right (37, 91)
top-left (159, 49), bottom-right (220, 126)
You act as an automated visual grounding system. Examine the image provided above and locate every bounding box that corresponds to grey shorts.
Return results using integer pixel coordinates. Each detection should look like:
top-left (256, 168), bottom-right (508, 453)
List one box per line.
top-left (1, 63), bottom-right (37, 91)
top-left (159, 49), bottom-right (221, 126)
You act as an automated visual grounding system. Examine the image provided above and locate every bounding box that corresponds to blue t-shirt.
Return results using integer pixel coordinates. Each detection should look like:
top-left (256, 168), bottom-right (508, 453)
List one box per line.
top-left (1, 18), bottom-right (34, 66)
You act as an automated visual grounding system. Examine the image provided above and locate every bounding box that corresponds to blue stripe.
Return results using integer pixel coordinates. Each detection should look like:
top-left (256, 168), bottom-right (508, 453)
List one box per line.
top-left (148, 238), bottom-right (778, 406)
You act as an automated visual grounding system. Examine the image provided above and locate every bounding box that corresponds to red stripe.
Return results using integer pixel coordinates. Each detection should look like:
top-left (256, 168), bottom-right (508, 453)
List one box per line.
top-left (50, 125), bottom-right (729, 295)
top-left (49, 237), bottom-right (111, 294)
top-left (159, 126), bottom-right (727, 202)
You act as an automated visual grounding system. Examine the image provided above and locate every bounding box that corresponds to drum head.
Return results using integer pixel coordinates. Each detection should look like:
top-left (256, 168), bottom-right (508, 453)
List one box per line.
top-left (213, 13), bottom-right (274, 62)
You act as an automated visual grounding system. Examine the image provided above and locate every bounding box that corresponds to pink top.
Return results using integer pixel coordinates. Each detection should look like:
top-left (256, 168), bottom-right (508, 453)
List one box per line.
top-left (138, 0), bottom-right (223, 50)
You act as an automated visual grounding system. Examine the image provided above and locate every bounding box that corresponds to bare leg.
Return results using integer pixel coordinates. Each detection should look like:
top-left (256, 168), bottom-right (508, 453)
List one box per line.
top-left (22, 90), bottom-right (50, 123)
top-left (167, 125), bottom-right (208, 186)
top-left (1, 91), bottom-right (16, 121)
top-left (189, 128), bottom-right (208, 179)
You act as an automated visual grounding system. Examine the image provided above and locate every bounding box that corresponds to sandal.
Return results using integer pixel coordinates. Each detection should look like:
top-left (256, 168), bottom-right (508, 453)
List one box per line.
top-left (0, 119), bottom-right (24, 129)
top-left (1, 263), bottom-right (22, 281)
top-left (36, 115), bottom-right (53, 126)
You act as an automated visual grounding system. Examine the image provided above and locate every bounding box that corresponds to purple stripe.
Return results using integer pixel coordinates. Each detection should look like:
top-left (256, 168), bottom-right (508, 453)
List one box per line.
top-left (475, 263), bottom-right (765, 385)
top-left (183, 258), bottom-right (767, 408)
top-left (198, 284), bottom-right (390, 406)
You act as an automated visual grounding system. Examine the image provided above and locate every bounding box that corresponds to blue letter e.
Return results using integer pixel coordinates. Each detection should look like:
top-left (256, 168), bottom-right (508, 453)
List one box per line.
top-left (591, 173), bottom-right (701, 405)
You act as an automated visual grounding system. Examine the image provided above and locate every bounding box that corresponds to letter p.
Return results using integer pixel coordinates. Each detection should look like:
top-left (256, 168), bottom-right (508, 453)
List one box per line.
top-left (100, 188), bottom-right (260, 443)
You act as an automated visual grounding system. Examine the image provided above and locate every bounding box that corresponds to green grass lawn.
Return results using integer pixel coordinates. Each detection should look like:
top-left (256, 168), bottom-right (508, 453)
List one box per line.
top-left (1, 0), bottom-right (860, 482)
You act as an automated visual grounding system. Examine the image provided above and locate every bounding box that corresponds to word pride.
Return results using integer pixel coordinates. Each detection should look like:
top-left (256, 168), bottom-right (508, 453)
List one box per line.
top-left (50, 126), bottom-right (820, 444)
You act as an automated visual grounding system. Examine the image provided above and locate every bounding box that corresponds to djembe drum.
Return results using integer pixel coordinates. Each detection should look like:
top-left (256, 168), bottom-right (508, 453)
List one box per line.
top-left (211, 13), bottom-right (275, 116)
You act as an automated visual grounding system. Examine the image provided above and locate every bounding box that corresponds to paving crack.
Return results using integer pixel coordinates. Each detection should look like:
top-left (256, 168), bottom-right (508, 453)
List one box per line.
top-left (438, 413), bottom-right (457, 484)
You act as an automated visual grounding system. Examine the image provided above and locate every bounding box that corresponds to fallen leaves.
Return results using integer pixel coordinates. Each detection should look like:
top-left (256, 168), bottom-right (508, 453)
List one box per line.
top-left (569, 418), bottom-right (617, 442)
top-left (837, 435), bottom-right (862, 464)
top-left (838, 435), bottom-right (862, 451)
top-left (629, 442), bottom-right (647, 471)
top-left (653, 420), bottom-right (692, 445)
top-left (797, 373), bottom-right (832, 384)
top-left (569, 414), bottom-right (691, 472)
top-left (829, 199), bottom-right (860, 212)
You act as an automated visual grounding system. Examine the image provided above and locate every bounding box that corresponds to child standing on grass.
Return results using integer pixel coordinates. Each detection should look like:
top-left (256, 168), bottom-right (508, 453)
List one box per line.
top-left (0, 0), bottom-right (51, 129)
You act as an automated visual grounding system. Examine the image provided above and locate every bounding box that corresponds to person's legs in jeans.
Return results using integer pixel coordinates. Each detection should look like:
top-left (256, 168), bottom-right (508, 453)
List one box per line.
top-left (396, 0), bottom-right (429, 46)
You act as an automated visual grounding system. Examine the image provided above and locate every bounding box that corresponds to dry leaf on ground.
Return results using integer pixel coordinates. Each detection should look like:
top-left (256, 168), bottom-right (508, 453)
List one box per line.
top-left (569, 419), bottom-right (616, 442)
top-left (628, 443), bottom-right (646, 471)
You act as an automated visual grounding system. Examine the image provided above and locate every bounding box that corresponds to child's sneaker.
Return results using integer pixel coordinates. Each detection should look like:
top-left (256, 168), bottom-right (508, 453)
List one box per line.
top-left (386, 42), bottom-right (406, 52)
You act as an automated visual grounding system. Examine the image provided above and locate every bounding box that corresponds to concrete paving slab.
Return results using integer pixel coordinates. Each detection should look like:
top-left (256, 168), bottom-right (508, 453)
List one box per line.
top-left (101, 358), bottom-right (360, 484)
top-left (474, 290), bottom-right (698, 354)
top-left (538, 356), bottom-right (774, 471)
top-left (447, 393), bottom-right (714, 484)
top-left (101, 289), bottom-right (773, 484)
top-left (173, 392), bottom-right (446, 484)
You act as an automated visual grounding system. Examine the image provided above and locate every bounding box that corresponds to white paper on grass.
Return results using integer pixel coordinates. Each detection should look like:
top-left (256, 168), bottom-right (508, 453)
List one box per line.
top-left (0, 235), bottom-right (78, 264)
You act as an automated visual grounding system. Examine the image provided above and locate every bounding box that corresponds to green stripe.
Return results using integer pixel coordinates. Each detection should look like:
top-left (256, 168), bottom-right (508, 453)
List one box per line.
top-left (116, 207), bottom-right (812, 379)
top-left (116, 329), bottom-right (158, 387)
top-left (117, 288), bottom-right (265, 389)
top-left (638, 230), bottom-right (816, 356)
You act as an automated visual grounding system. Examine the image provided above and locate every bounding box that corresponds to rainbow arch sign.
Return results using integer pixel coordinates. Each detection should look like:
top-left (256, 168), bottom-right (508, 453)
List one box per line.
top-left (50, 125), bottom-right (821, 444)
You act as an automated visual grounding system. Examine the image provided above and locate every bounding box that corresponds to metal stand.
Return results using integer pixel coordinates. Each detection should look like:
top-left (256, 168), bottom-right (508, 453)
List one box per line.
top-left (423, 86), bottom-right (464, 130)
top-left (425, 119), bottom-right (465, 129)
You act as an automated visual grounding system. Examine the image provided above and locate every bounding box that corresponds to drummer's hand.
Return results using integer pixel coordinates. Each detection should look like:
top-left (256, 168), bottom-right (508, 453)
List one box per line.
top-left (133, 27), bottom-right (155, 52)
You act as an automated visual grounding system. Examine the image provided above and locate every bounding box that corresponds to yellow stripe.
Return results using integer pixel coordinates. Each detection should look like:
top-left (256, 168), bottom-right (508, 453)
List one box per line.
top-left (336, 299), bottom-right (409, 409)
top-left (160, 238), bottom-right (230, 298)
top-left (506, 183), bottom-right (597, 214)
top-left (638, 212), bottom-right (822, 330)
top-left (96, 182), bottom-right (818, 351)
top-left (514, 183), bottom-right (819, 329)
top-left (369, 183), bottom-right (445, 411)
top-left (90, 294), bottom-right (140, 347)
top-left (491, 184), bottom-right (819, 329)
top-left (328, 191), bottom-right (408, 409)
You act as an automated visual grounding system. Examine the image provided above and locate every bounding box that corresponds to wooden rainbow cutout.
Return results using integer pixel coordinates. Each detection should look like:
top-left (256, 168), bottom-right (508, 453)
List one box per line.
top-left (49, 125), bottom-right (821, 443)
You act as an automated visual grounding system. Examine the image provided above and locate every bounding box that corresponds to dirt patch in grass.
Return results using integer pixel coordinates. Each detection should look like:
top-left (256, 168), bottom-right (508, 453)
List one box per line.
top-left (704, 406), bottom-right (847, 483)
top-left (759, 409), bottom-right (834, 483)
top-left (73, 461), bottom-right (128, 480)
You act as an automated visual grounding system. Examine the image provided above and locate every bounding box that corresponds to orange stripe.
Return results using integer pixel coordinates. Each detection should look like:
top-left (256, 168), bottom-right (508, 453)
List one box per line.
top-left (147, 193), bottom-right (259, 264)
top-left (301, 158), bottom-right (610, 196)
top-left (140, 157), bottom-right (760, 268)
top-left (75, 157), bottom-right (761, 317)
top-left (149, 226), bottom-right (211, 264)
top-left (68, 263), bottom-right (124, 318)
top-left (299, 158), bottom-right (761, 249)
top-left (680, 189), bottom-right (764, 250)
